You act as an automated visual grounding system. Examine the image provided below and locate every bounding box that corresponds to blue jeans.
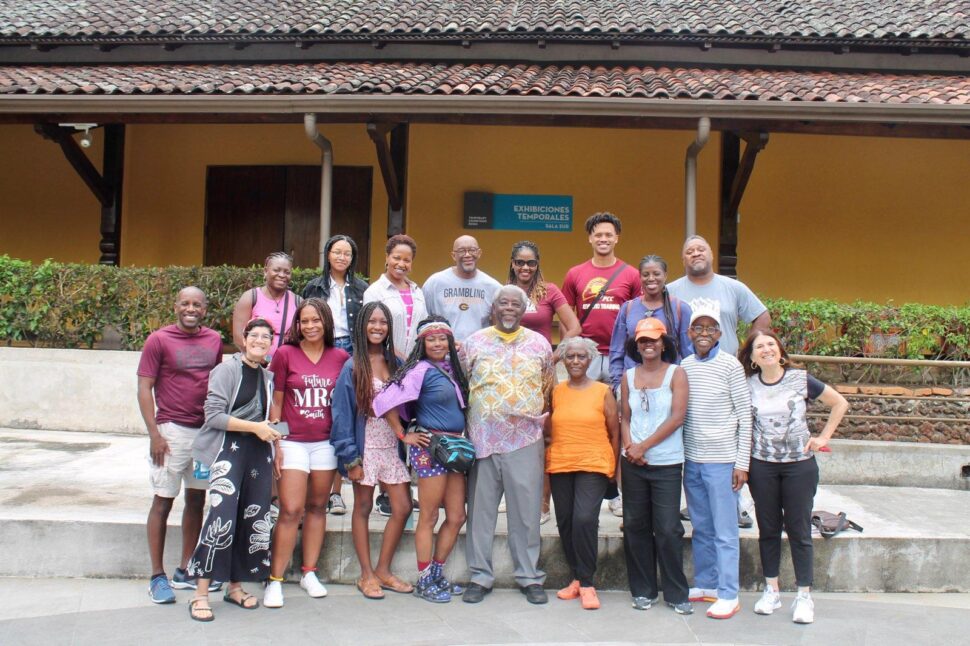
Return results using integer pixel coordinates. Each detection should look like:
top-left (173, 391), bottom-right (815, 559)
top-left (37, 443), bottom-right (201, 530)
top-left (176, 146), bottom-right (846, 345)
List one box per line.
top-left (684, 460), bottom-right (739, 599)
top-left (333, 336), bottom-right (353, 354)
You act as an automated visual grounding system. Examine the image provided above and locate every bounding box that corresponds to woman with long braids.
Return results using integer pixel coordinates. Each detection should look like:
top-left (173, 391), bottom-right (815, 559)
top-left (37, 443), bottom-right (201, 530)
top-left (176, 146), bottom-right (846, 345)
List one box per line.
top-left (232, 252), bottom-right (300, 356)
top-left (186, 318), bottom-right (281, 621)
top-left (508, 240), bottom-right (582, 344)
top-left (331, 302), bottom-right (414, 599)
top-left (609, 255), bottom-right (693, 391)
top-left (264, 298), bottom-right (350, 608)
top-left (372, 315), bottom-right (469, 603)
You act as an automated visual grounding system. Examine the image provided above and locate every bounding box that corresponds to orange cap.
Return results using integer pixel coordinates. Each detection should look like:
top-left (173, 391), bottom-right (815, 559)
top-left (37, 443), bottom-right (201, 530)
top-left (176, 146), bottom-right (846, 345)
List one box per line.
top-left (635, 317), bottom-right (667, 341)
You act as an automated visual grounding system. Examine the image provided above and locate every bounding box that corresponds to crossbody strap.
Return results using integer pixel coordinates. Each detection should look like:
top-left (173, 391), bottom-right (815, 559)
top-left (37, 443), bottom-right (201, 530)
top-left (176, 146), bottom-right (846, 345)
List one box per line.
top-left (579, 262), bottom-right (627, 326)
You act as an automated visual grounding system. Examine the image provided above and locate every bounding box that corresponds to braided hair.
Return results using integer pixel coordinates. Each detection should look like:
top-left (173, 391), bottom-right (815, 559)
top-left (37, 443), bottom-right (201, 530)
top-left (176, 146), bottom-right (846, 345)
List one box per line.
top-left (351, 301), bottom-right (397, 415)
top-left (639, 255), bottom-right (680, 356)
top-left (507, 240), bottom-right (547, 304)
top-left (264, 251), bottom-right (294, 268)
top-left (389, 315), bottom-right (469, 404)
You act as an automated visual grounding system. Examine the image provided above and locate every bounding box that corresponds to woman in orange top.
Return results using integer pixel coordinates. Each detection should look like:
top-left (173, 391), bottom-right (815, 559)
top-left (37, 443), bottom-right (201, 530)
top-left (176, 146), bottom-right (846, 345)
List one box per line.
top-left (546, 336), bottom-right (619, 610)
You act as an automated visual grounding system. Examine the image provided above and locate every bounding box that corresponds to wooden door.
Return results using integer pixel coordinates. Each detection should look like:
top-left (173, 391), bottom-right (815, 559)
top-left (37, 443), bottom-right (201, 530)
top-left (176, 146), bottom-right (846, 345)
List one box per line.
top-left (205, 165), bottom-right (372, 271)
top-left (204, 166), bottom-right (286, 267)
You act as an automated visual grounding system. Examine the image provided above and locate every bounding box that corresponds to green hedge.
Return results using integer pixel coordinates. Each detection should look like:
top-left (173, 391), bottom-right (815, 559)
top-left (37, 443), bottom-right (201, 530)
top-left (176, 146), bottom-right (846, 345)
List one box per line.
top-left (0, 256), bottom-right (318, 350)
top-left (1, 256), bottom-right (969, 358)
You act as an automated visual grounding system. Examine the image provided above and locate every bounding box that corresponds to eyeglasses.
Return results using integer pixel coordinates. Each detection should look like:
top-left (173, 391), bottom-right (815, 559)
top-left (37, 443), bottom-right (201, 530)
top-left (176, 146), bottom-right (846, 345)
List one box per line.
top-left (638, 389), bottom-right (650, 412)
top-left (329, 250), bottom-right (353, 259)
top-left (690, 325), bottom-right (720, 335)
top-left (452, 247), bottom-right (480, 257)
top-left (247, 333), bottom-right (273, 341)
top-left (512, 259), bottom-right (538, 268)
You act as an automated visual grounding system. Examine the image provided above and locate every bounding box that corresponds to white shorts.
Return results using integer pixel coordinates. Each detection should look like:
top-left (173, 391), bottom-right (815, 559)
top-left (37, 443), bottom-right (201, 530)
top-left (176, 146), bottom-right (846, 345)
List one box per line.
top-left (279, 439), bottom-right (337, 473)
top-left (148, 422), bottom-right (208, 498)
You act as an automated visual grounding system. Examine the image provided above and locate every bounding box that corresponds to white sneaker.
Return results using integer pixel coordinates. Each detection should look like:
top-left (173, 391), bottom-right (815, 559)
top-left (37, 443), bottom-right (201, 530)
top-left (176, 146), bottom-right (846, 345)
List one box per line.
top-left (754, 585), bottom-right (782, 615)
top-left (608, 495), bottom-right (623, 517)
top-left (688, 587), bottom-right (718, 602)
top-left (300, 571), bottom-right (328, 598)
top-left (792, 591), bottom-right (814, 624)
top-left (706, 597), bottom-right (740, 619)
top-left (263, 580), bottom-right (284, 608)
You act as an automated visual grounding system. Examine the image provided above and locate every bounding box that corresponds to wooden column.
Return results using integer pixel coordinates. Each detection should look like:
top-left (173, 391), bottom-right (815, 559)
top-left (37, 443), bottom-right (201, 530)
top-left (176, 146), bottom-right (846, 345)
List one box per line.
top-left (719, 130), bottom-right (768, 278)
top-left (367, 122), bottom-right (409, 236)
top-left (98, 124), bottom-right (125, 266)
top-left (34, 123), bottom-right (126, 265)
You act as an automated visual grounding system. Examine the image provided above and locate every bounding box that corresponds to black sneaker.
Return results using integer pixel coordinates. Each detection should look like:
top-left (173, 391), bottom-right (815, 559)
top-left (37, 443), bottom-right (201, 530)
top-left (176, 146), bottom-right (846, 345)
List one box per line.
top-left (375, 493), bottom-right (392, 517)
top-left (328, 492), bottom-right (347, 515)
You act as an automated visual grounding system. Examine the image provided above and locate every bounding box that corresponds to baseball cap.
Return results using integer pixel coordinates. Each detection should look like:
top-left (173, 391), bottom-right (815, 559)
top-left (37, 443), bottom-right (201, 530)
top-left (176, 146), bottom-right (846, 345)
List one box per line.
top-left (688, 298), bottom-right (721, 327)
top-left (635, 317), bottom-right (667, 341)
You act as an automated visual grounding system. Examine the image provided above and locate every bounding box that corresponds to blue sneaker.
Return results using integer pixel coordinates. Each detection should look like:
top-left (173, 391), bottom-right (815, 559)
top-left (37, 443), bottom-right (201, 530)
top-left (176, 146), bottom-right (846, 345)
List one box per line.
top-left (414, 572), bottom-right (451, 603)
top-left (429, 562), bottom-right (464, 596)
top-left (149, 575), bottom-right (176, 604)
top-left (171, 567), bottom-right (223, 592)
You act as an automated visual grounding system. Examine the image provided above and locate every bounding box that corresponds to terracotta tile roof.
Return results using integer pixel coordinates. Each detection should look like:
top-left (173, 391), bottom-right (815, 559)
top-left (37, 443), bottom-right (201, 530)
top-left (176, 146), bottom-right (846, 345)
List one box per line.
top-left (0, 0), bottom-right (967, 40)
top-left (1, 62), bottom-right (967, 105)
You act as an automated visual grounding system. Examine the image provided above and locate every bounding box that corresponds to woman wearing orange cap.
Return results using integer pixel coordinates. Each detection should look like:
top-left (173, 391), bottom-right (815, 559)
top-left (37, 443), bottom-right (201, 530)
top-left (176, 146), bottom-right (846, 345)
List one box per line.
top-left (619, 318), bottom-right (693, 615)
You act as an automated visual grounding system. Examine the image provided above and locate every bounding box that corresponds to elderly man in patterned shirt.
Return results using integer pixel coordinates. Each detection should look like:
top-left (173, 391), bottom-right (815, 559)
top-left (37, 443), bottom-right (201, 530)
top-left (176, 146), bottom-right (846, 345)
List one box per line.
top-left (459, 285), bottom-right (554, 605)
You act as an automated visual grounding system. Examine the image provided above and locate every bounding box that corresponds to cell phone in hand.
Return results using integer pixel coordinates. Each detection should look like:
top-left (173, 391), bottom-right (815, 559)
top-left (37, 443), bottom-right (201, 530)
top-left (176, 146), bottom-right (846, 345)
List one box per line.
top-left (268, 421), bottom-right (289, 437)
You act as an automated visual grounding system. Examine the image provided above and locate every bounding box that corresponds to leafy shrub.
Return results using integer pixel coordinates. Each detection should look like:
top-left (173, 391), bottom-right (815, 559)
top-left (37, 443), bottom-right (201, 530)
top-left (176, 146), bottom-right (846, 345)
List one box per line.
top-left (1, 256), bottom-right (968, 357)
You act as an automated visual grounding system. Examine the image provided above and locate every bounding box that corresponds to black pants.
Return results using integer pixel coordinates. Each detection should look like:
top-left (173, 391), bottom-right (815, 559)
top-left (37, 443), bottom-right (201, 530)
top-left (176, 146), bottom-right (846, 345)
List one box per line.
top-left (621, 461), bottom-right (689, 603)
top-left (747, 457), bottom-right (819, 587)
top-left (189, 431), bottom-right (274, 583)
top-left (549, 471), bottom-right (608, 587)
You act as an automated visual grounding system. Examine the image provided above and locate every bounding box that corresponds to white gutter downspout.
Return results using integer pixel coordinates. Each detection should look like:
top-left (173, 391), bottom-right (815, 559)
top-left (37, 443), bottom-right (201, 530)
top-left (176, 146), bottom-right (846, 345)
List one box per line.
top-left (684, 117), bottom-right (711, 238)
top-left (304, 113), bottom-right (333, 268)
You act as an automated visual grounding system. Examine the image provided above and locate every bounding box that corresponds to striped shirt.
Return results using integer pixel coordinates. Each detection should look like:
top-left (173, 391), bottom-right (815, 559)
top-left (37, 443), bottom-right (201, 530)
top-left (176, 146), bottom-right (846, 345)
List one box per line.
top-left (681, 346), bottom-right (752, 471)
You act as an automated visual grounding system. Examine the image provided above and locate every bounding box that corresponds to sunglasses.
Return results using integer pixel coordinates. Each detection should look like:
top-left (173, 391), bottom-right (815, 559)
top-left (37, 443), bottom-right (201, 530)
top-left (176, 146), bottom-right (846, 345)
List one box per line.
top-left (513, 259), bottom-right (538, 268)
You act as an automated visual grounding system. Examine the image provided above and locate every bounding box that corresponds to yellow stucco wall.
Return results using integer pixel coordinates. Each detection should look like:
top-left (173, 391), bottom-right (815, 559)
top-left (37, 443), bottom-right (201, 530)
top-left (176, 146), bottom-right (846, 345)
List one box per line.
top-left (1, 123), bottom-right (968, 305)
top-left (0, 125), bottom-right (104, 263)
top-left (405, 124), bottom-right (719, 287)
top-left (738, 134), bottom-right (970, 304)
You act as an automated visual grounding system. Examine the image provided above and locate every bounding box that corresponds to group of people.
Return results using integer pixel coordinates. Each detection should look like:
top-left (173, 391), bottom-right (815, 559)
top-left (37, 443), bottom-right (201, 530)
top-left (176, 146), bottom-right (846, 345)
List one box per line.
top-left (137, 211), bottom-right (848, 626)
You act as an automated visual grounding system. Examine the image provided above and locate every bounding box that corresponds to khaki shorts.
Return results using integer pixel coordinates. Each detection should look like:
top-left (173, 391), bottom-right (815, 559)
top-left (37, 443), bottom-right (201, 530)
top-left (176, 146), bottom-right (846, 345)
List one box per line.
top-left (148, 422), bottom-right (208, 498)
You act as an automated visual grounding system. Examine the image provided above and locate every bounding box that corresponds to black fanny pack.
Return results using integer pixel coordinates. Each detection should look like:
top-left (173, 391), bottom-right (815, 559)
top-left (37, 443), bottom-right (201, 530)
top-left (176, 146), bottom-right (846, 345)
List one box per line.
top-left (408, 422), bottom-right (476, 473)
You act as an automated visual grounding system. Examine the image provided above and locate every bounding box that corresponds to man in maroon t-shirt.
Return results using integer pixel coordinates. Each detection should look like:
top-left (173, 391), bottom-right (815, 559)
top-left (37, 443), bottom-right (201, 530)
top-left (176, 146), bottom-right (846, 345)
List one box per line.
top-left (136, 286), bottom-right (223, 604)
top-left (561, 212), bottom-right (641, 383)
top-left (561, 212), bottom-right (640, 517)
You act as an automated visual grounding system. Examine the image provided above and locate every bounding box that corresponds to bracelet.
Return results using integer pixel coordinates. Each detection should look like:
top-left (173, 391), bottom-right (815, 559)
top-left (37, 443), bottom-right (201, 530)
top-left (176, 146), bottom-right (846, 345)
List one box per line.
top-left (344, 457), bottom-right (363, 470)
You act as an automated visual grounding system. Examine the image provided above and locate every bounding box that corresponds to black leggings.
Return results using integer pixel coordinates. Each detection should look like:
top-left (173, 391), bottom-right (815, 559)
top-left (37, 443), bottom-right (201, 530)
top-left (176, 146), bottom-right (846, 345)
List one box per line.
top-left (549, 471), bottom-right (608, 587)
top-left (747, 457), bottom-right (819, 587)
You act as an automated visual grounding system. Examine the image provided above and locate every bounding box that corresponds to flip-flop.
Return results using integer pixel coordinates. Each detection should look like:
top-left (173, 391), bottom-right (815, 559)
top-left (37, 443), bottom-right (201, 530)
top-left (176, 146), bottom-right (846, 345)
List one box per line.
top-left (356, 578), bottom-right (385, 600)
top-left (223, 589), bottom-right (259, 609)
top-left (189, 597), bottom-right (215, 622)
top-left (377, 573), bottom-right (414, 594)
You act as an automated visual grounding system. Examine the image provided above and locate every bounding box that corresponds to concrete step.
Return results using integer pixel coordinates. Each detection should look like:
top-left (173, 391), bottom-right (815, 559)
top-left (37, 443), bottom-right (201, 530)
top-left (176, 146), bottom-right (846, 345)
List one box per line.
top-left (1, 428), bottom-right (968, 592)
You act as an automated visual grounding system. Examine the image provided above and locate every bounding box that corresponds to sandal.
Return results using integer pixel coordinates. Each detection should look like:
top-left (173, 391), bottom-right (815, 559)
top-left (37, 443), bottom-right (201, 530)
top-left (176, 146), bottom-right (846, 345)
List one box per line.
top-left (223, 587), bottom-right (259, 609)
top-left (189, 597), bottom-right (214, 622)
top-left (376, 573), bottom-right (413, 594)
top-left (356, 577), bottom-right (385, 600)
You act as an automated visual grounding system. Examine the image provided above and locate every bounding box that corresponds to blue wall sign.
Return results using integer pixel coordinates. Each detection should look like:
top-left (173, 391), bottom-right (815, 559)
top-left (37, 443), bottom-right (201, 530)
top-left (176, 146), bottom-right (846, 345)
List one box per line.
top-left (463, 192), bottom-right (573, 232)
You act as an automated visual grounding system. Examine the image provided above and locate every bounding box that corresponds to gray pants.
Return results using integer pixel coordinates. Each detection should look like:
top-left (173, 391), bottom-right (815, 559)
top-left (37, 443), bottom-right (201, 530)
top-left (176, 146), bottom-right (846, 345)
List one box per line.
top-left (466, 438), bottom-right (546, 588)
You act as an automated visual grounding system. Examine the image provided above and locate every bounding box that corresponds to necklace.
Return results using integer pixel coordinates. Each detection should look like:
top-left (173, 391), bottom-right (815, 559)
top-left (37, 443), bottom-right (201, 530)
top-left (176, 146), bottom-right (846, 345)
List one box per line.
top-left (264, 286), bottom-right (285, 312)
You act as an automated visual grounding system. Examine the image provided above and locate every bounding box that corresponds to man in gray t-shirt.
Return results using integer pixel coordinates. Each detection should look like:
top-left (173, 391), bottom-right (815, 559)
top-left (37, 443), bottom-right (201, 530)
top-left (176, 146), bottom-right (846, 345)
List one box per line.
top-left (423, 235), bottom-right (502, 341)
top-left (667, 235), bottom-right (770, 356)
